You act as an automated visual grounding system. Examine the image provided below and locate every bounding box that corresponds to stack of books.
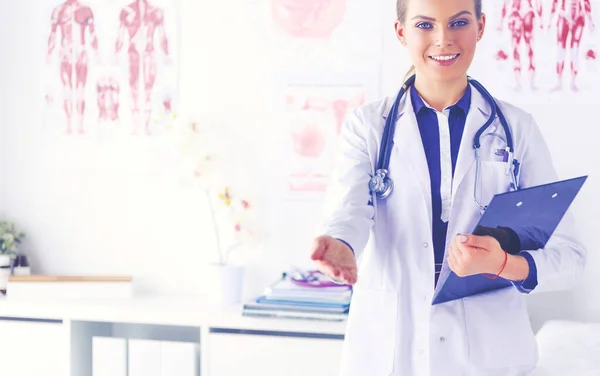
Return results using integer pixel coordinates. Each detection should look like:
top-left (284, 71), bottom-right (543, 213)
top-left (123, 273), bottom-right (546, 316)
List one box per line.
top-left (242, 271), bottom-right (352, 322)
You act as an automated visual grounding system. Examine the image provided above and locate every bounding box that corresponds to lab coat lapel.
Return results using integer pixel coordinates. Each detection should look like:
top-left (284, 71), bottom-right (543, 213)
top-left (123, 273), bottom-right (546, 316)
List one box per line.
top-left (388, 89), bottom-right (432, 227)
top-left (451, 84), bottom-right (490, 203)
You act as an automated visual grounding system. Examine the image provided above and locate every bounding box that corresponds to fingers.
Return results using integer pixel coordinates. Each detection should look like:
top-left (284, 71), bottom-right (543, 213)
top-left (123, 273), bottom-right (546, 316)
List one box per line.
top-left (448, 240), bottom-right (461, 266)
top-left (339, 267), bottom-right (358, 285)
top-left (315, 259), bottom-right (343, 279)
top-left (458, 234), bottom-right (495, 252)
top-left (448, 240), bottom-right (469, 277)
top-left (451, 236), bottom-right (464, 258)
top-left (315, 260), bottom-right (357, 285)
top-left (447, 249), bottom-right (457, 272)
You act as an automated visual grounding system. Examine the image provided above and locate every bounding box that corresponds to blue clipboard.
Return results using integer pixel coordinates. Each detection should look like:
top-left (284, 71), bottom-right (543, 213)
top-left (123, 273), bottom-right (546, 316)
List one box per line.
top-left (432, 175), bottom-right (588, 305)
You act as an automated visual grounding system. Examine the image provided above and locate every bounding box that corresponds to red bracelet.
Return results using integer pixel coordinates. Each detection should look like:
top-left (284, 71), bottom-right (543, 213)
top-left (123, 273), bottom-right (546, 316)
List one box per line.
top-left (484, 251), bottom-right (508, 279)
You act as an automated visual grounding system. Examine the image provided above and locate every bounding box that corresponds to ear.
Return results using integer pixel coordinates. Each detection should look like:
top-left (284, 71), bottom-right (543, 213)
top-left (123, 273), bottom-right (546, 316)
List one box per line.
top-left (394, 20), bottom-right (407, 45)
top-left (477, 13), bottom-right (486, 41)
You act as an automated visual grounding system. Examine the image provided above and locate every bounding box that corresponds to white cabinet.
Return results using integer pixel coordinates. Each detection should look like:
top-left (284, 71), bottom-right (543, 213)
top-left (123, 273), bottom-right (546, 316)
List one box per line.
top-left (127, 339), bottom-right (199, 376)
top-left (207, 331), bottom-right (344, 376)
top-left (92, 337), bottom-right (127, 376)
top-left (0, 317), bottom-right (68, 376)
top-left (160, 341), bottom-right (198, 376)
top-left (0, 298), bottom-right (346, 376)
top-left (129, 339), bottom-right (162, 376)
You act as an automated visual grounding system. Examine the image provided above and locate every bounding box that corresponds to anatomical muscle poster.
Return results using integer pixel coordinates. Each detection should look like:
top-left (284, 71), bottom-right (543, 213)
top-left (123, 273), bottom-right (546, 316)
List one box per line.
top-left (475, 0), bottom-right (599, 103)
top-left (41, 0), bottom-right (180, 137)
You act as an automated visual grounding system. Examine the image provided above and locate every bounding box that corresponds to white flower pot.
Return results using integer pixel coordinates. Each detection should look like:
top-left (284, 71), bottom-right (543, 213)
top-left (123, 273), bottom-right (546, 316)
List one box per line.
top-left (206, 263), bottom-right (245, 305)
top-left (0, 254), bottom-right (12, 292)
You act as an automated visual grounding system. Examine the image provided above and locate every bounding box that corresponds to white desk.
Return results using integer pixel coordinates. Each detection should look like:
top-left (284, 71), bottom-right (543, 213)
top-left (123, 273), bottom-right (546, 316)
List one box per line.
top-left (0, 296), bottom-right (346, 376)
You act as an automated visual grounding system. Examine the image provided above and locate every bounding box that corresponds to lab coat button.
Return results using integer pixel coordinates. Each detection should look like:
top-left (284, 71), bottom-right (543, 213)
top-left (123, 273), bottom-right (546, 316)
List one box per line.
top-left (439, 337), bottom-right (445, 343)
top-left (423, 242), bottom-right (429, 248)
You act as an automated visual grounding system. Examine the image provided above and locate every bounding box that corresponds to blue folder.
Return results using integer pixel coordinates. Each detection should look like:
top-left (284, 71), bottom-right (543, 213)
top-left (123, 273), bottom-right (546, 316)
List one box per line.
top-left (432, 175), bottom-right (588, 305)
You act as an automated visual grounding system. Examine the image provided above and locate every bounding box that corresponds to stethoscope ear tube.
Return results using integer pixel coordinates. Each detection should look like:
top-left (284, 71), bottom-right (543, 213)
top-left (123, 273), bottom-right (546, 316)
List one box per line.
top-left (468, 77), bottom-right (514, 153)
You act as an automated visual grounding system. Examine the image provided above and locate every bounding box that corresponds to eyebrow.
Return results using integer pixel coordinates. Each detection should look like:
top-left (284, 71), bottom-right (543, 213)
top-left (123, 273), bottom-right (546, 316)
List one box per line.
top-left (411, 10), bottom-right (472, 22)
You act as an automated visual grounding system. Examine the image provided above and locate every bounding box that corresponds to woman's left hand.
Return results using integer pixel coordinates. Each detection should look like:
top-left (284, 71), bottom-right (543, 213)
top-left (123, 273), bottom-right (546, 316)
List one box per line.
top-left (447, 234), bottom-right (507, 277)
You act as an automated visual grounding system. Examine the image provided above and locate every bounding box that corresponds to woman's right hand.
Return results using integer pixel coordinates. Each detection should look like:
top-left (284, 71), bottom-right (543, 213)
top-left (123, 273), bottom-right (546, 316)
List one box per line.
top-left (310, 235), bottom-right (358, 285)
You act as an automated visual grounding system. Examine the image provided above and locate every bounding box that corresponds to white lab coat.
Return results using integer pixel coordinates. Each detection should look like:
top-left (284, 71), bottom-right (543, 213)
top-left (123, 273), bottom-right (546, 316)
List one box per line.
top-left (320, 84), bottom-right (586, 376)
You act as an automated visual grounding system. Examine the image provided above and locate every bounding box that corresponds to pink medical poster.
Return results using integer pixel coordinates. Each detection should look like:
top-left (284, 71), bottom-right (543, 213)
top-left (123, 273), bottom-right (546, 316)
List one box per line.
top-left (545, 0), bottom-right (597, 92)
top-left (277, 75), bottom-right (377, 198)
top-left (42, 0), bottom-right (180, 137)
top-left (476, 0), bottom-right (599, 103)
top-left (270, 0), bottom-right (348, 39)
top-left (495, 0), bottom-right (545, 92)
top-left (246, 0), bottom-right (382, 57)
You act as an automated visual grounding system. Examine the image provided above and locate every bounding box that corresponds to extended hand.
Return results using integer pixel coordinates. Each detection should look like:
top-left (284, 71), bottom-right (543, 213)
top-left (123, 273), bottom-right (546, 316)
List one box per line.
top-left (447, 234), bottom-right (507, 277)
top-left (310, 235), bottom-right (357, 285)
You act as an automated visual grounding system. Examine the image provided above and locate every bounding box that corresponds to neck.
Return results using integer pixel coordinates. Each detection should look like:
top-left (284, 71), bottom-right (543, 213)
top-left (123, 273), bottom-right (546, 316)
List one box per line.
top-left (413, 76), bottom-right (469, 112)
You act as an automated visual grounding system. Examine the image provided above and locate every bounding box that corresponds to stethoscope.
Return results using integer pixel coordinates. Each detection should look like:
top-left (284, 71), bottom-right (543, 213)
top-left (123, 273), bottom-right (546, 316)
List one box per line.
top-left (287, 269), bottom-right (350, 288)
top-left (368, 74), bottom-right (521, 211)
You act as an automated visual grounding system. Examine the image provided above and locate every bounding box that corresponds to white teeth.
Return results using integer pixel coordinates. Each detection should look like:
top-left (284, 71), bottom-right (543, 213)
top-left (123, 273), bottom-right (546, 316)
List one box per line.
top-left (430, 54), bottom-right (458, 61)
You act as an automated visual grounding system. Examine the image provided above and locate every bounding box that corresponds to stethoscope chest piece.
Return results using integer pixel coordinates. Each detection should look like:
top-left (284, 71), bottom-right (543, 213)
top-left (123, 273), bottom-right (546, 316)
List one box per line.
top-left (369, 169), bottom-right (394, 199)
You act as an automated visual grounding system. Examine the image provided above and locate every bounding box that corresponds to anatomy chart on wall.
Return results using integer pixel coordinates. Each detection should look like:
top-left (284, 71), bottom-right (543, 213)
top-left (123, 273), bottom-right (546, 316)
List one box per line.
top-left (41, 0), bottom-right (180, 137)
top-left (276, 74), bottom-right (378, 199)
top-left (477, 0), bottom-right (599, 101)
top-left (543, 0), bottom-right (598, 92)
top-left (246, 0), bottom-right (383, 63)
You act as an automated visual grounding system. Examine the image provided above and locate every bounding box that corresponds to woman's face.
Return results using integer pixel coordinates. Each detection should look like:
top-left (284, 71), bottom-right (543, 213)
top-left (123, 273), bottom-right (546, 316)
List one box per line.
top-left (395, 0), bottom-right (485, 83)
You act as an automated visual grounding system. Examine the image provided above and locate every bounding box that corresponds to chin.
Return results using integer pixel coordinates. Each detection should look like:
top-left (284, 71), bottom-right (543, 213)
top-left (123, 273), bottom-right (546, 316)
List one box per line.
top-left (427, 70), bottom-right (467, 83)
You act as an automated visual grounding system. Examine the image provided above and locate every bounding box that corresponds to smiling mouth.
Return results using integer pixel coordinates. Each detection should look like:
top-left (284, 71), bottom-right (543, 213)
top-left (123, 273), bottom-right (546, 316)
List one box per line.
top-left (429, 54), bottom-right (460, 61)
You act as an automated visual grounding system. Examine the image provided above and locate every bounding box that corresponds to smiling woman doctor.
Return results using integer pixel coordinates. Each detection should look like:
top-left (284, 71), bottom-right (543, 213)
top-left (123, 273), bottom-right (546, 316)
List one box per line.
top-left (309, 0), bottom-right (586, 375)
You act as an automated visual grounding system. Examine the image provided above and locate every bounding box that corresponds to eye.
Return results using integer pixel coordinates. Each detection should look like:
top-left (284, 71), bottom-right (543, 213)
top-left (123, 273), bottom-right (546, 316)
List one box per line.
top-left (416, 22), bottom-right (433, 30)
top-left (450, 19), bottom-right (468, 28)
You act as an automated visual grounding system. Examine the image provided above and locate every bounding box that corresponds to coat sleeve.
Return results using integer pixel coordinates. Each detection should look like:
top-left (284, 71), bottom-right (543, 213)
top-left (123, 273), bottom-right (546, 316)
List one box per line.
top-left (515, 114), bottom-right (587, 293)
top-left (319, 108), bottom-right (375, 259)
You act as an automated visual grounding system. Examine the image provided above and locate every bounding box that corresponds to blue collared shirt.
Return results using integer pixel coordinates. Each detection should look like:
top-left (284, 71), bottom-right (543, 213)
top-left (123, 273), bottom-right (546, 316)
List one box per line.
top-left (411, 85), bottom-right (470, 285)
top-left (410, 85), bottom-right (537, 291)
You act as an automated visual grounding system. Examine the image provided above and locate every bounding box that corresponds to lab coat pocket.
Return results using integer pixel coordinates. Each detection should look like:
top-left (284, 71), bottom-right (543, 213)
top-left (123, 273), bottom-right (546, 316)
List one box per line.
top-left (340, 286), bottom-right (398, 376)
top-left (474, 161), bottom-right (513, 207)
top-left (463, 288), bottom-right (538, 370)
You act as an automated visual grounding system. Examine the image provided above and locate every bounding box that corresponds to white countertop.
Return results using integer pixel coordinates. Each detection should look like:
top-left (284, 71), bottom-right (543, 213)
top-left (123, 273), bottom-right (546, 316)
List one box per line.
top-left (0, 295), bottom-right (348, 335)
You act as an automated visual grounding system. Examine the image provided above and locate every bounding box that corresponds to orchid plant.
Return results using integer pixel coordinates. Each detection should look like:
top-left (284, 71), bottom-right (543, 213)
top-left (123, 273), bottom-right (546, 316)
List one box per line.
top-left (173, 116), bottom-right (262, 265)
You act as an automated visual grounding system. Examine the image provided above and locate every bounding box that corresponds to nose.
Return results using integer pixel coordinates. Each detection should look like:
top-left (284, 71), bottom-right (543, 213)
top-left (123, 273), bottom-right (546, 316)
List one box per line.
top-left (434, 28), bottom-right (453, 48)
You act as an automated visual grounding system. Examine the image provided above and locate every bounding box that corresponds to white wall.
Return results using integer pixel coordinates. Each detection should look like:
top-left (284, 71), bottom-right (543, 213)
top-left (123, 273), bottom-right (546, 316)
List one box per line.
top-left (0, 6), bottom-right (11, 216)
top-left (1, 0), bottom-right (599, 329)
top-left (0, 0), bottom-right (282, 299)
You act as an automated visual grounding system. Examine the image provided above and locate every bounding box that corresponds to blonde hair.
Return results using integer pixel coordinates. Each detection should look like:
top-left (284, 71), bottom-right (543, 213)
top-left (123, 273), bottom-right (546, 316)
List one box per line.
top-left (402, 65), bottom-right (416, 85)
